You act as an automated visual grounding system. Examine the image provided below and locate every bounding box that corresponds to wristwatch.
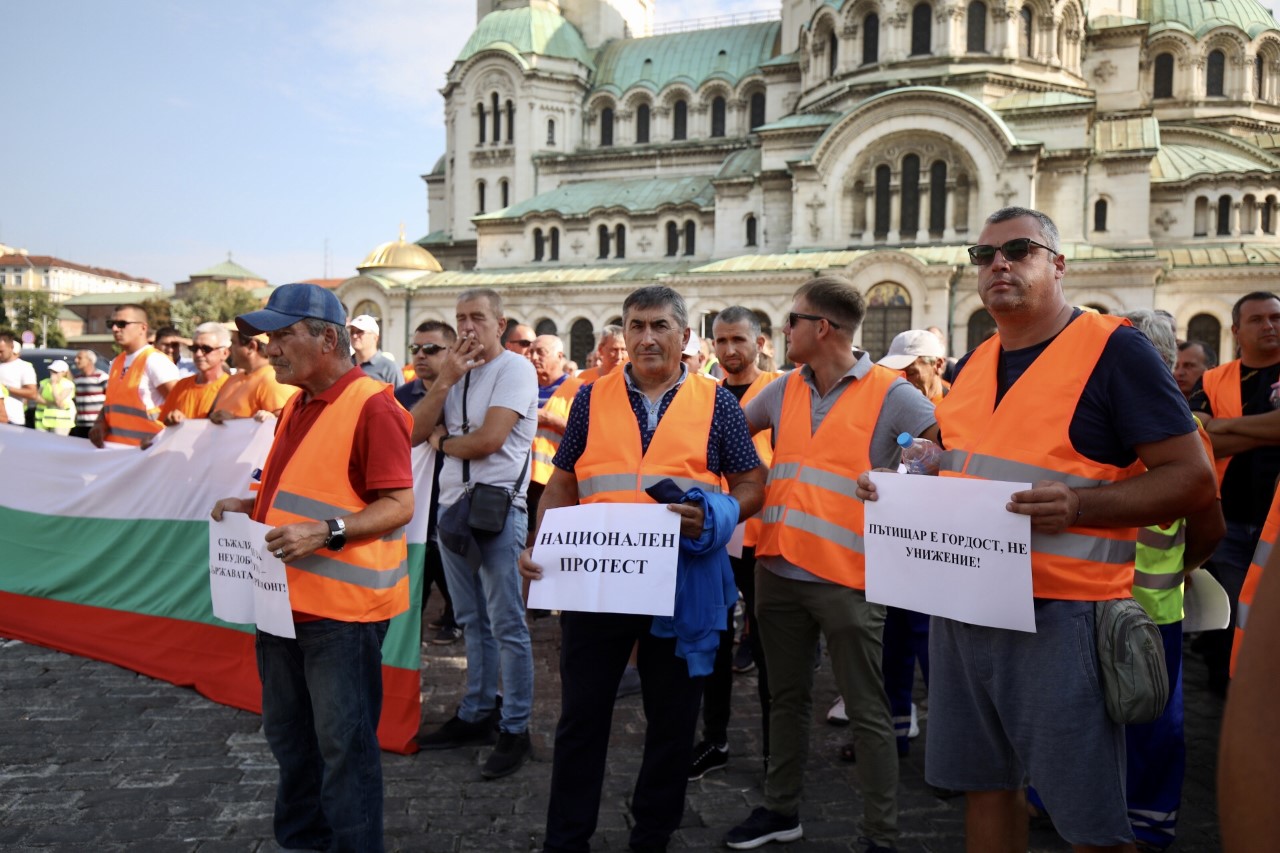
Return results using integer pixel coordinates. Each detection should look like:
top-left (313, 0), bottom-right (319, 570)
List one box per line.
top-left (324, 518), bottom-right (347, 552)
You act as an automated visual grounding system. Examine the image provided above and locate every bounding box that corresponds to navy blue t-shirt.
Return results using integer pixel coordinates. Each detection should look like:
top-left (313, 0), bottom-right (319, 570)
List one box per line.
top-left (951, 311), bottom-right (1195, 468)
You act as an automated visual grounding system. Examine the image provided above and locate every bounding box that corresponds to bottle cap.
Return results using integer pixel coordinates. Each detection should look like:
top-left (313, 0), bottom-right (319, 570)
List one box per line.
top-left (896, 432), bottom-right (912, 448)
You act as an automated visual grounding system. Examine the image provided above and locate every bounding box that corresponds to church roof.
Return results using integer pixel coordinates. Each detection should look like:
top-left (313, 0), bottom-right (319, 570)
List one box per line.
top-left (1140, 0), bottom-right (1279, 38)
top-left (716, 146), bottom-right (761, 180)
top-left (456, 5), bottom-right (594, 69)
top-left (358, 233), bottom-right (443, 273)
top-left (1153, 142), bottom-right (1278, 180)
top-left (590, 21), bottom-right (780, 96)
top-left (475, 175), bottom-right (715, 221)
top-left (191, 259), bottom-right (264, 280)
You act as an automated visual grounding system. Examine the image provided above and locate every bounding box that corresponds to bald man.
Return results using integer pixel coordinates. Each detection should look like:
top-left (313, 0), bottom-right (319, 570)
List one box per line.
top-left (528, 334), bottom-right (582, 534)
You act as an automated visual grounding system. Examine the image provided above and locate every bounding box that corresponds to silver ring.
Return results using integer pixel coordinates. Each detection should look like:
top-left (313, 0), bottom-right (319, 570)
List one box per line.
top-left (274, 549), bottom-right (285, 559)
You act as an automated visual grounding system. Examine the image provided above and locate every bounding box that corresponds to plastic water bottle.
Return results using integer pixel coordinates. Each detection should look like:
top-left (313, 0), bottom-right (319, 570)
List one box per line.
top-left (897, 432), bottom-right (941, 475)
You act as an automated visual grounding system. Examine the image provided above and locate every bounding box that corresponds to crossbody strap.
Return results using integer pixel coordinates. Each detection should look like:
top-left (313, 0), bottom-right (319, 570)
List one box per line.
top-left (460, 369), bottom-right (530, 495)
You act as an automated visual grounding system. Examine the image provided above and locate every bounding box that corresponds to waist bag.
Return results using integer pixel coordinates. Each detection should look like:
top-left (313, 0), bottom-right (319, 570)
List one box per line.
top-left (1094, 597), bottom-right (1169, 724)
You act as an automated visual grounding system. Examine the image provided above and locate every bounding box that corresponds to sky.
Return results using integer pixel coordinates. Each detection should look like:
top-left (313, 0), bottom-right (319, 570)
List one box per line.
top-left (3, 0), bottom-right (776, 291)
top-left (6, 0), bottom-right (1278, 291)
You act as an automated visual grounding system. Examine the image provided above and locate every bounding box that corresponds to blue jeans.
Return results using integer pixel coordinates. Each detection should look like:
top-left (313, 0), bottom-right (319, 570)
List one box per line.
top-left (256, 619), bottom-right (389, 853)
top-left (438, 502), bottom-right (534, 734)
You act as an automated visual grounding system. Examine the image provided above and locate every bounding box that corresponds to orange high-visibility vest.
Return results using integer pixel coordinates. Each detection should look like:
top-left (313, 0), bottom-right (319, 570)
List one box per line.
top-left (1200, 359), bottom-right (1242, 483)
top-left (532, 375), bottom-right (583, 486)
top-left (936, 313), bottom-right (1142, 601)
top-left (755, 366), bottom-right (899, 589)
top-left (260, 377), bottom-right (412, 622)
top-left (1232, 484), bottom-right (1279, 676)
top-left (102, 347), bottom-right (164, 446)
top-left (576, 370), bottom-right (721, 504)
top-left (724, 370), bottom-right (782, 547)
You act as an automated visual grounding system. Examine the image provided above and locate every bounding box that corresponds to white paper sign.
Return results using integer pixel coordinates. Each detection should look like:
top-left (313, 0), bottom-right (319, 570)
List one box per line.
top-left (209, 512), bottom-right (296, 638)
top-left (528, 503), bottom-right (681, 616)
top-left (864, 472), bottom-right (1036, 632)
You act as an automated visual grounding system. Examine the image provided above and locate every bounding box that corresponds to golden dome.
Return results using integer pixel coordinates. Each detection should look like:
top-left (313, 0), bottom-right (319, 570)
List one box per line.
top-left (357, 226), bottom-right (443, 273)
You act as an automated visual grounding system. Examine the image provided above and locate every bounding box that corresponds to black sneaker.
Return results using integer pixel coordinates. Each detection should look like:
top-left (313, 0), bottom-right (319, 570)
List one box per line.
top-left (418, 714), bottom-right (496, 750)
top-left (481, 730), bottom-right (531, 779)
top-left (723, 807), bottom-right (802, 849)
top-left (431, 625), bottom-right (462, 645)
top-left (688, 740), bottom-right (729, 780)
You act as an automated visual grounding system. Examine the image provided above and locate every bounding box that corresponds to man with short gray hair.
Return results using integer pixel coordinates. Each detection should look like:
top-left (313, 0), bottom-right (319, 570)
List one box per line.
top-left (154, 322), bottom-right (232, 428)
top-left (577, 324), bottom-right (628, 383)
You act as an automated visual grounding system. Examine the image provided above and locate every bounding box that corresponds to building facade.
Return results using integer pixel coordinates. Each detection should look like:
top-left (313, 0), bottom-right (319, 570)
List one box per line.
top-left (338, 0), bottom-right (1280, 365)
top-left (0, 252), bottom-right (160, 303)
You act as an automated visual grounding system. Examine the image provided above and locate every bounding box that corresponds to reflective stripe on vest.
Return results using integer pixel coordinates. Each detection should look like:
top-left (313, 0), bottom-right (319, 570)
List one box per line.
top-left (575, 370), bottom-right (721, 505)
top-left (1133, 519), bottom-right (1186, 624)
top-left (755, 365), bottom-right (898, 589)
top-left (1232, 484), bottom-right (1280, 675)
top-left (1201, 360), bottom-right (1242, 484)
top-left (260, 376), bottom-right (411, 622)
top-left (36, 378), bottom-right (75, 430)
top-left (934, 312), bottom-right (1140, 601)
top-left (103, 349), bottom-right (163, 446)
top-left (736, 371), bottom-right (783, 547)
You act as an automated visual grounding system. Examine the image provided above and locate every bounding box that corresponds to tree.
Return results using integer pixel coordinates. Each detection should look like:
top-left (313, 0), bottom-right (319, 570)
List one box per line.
top-left (140, 296), bottom-right (173, 332)
top-left (1, 288), bottom-right (66, 348)
top-left (170, 282), bottom-right (265, 333)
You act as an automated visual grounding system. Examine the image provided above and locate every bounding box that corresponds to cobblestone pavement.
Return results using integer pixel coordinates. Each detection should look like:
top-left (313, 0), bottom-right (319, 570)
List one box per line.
top-left (0, 606), bottom-right (1224, 852)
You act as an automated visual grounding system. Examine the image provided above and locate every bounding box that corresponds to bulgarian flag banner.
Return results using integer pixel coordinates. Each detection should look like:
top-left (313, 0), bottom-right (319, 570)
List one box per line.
top-left (0, 420), bottom-right (428, 755)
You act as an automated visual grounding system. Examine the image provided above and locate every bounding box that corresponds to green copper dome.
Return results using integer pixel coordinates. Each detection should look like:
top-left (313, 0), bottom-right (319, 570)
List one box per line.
top-left (457, 6), bottom-right (594, 69)
top-left (1139, 0), bottom-right (1279, 39)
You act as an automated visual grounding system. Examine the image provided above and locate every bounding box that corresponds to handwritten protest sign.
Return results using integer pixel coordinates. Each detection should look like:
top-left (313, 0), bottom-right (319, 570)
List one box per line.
top-left (864, 472), bottom-right (1036, 632)
top-left (209, 512), bottom-right (295, 638)
top-left (528, 503), bottom-right (681, 616)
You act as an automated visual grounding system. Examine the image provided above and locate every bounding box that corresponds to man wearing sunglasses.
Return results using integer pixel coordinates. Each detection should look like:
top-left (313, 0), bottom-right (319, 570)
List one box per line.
top-left (504, 323), bottom-right (537, 356)
top-left (89, 305), bottom-right (180, 447)
top-left (153, 322), bottom-right (232, 431)
top-left (209, 331), bottom-right (297, 424)
top-left (860, 207), bottom-right (1216, 852)
top-left (154, 326), bottom-right (196, 378)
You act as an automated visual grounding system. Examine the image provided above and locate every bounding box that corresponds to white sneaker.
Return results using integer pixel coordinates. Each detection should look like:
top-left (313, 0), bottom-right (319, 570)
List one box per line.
top-left (908, 703), bottom-right (920, 739)
top-left (826, 696), bottom-right (849, 726)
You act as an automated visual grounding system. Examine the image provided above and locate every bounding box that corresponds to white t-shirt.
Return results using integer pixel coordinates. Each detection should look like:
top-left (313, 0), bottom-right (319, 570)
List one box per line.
top-left (120, 347), bottom-right (181, 412)
top-left (0, 357), bottom-right (36, 421)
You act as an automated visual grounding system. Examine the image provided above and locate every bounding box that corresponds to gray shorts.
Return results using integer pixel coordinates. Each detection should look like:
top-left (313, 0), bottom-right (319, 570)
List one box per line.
top-left (924, 599), bottom-right (1133, 845)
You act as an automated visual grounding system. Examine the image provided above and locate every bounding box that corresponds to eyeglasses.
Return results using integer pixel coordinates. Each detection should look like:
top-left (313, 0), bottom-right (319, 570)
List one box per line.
top-left (787, 312), bottom-right (841, 330)
top-left (190, 344), bottom-right (225, 355)
top-left (508, 339), bottom-right (533, 348)
top-left (410, 343), bottom-right (446, 355)
top-left (110, 320), bottom-right (142, 329)
top-left (967, 238), bottom-right (1058, 266)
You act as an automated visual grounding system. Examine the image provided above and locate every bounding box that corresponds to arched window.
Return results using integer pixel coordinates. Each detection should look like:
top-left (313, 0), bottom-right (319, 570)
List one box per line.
top-left (1207, 50), bottom-right (1226, 96)
top-left (746, 214), bottom-right (758, 246)
top-left (874, 164), bottom-right (891, 238)
top-left (535, 319), bottom-right (557, 336)
top-left (900, 155), bottom-right (920, 237)
top-left (863, 283), bottom-right (912, 360)
top-left (929, 161), bottom-right (947, 235)
top-left (500, 179), bottom-right (509, 209)
top-left (1264, 195), bottom-right (1276, 233)
top-left (749, 92), bottom-right (766, 130)
top-left (477, 181), bottom-right (486, 214)
top-left (1217, 194), bottom-right (1233, 235)
top-left (911, 4), bottom-right (932, 55)
top-left (547, 119), bottom-right (556, 145)
top-left (492, 92), bottom-right (501, 141)
top-left (666, 221), bottom-right (680, 256)
top-left (615, 224), bottom-right (626, 259)
top-left (1094, 199), bottom-right (1108, 232)
top-left (1021, 7), bottom-right (1033, 58)
top-left (478, 103), bottom-right (487, 143)
top-left (673, 100), bottom-right (688, 140)
top-left (967, 2), bottom-right (987, 53)
top-left (600, 107), bottom-right (614, 146)
top-left (1258, 55), bottom-right (1266, 99)
top-left (711, 96), bottom-right (726, 137)
top-left (506, 100), bottom-right (515, 143)
top-left (863, 14), bottom-right (879, 64)
top-left (549, 227), bottom-right (560, 261)
top-left (1154, 53), bottom-right (1175, 98)
top-left (828, 29), bottom-right (839, 76)
top-left (683, 220), bottom-right (696, 255)
top-left (1194, 196), bottom-right (1209, 236)
top-left (1188, 314), bottom-right (1221, 354)
top-left (598, 225), bottom-right (611, 259)
top-left (570, 319), bottom-right (595, 366)
top-left (533, 228), bottom-right (545, 261)
top-left (967, 308), bottom-right (997, 351)
top-left (637, 103), bottom-right (650, 143)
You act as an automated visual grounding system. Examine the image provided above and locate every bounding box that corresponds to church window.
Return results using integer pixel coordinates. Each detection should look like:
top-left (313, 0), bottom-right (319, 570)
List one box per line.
top-left (683, 221), bottom-right (696, 255)
top-left (673, 100), bottom-right (688, 140)
top-left (874, 164), bottom-right (891, 239)
top-left (1188, 314), bottom-right (1220, 352)
top-left (828, 29), bottom-right (839, 76)
top-left (478, 104), bottom-right (487, 143)
top-left (637, 103), bottom-right (651, 143)
top-left (863, 14), bottom-right (879, 64)
top-left (863, 283), bottom-right (912, 360)
top-left (900, 155), bottom-right (920, 237)
top-left (615, 224), bottom-right (626, 258)
top-left (492, 92), bottom-right (501, 141)
top-left (1257, 55), bottom-right (1266, 99)
top-left (536, 319), bottom-right (557, 336)
top-left (1020, 7), bottom-right (1033, 58)
top-left (749, 92), bottom-right (766, 130)
top-left (929, 161), bottom-right (947, 235)
top-left (477, 181), bottom-right (486, 214)
top-left (598, 225), bottom-right (611, 258)
top-left (1094, 199), bottom-right (1108, 232)
top-left (533, 228), bottom-right (545, 261)
top-left (500, 179), bottom-right (509, 208)
top-left (746, 214), bottom-right (758, 247)
top-left (601, 108), bottom-right (614, 146)
top-left (711, 97), bottom-right (726, 137)
top-left (666, 221), bottom-right (680, 256)
top-left (911, 4), bottom-right (932, 56)
top-left (547, 119), bottom-right (556, 145)
top-left (506, 101), bottom-right (515, 143)
top-left (1194, 196), bottom-right (1209, 236)
top-left (967, 308), bottom-right (997, 351)
top-left (1207, 50), bottom-right (1226, 96)
top-left (570, 319), bottom-right (595, 366)
top-left (1217, 195), bottom-right (1232, 235)
top-left (1153, 53), bottom-right (1174, 98)
top-left (550, 227), bottom-right (560, 261)
top-left (1264, 195), bottom-right (1276, 233)
top-left (967, 2), bottom-right (987, 53)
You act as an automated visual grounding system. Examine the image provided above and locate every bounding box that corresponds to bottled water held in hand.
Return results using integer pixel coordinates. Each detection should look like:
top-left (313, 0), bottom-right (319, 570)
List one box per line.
top-left (897, 432), bottom-right (941, 475)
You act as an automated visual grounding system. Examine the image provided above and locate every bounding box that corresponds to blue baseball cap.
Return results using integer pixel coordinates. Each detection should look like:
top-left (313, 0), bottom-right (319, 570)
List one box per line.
top-left (236, 283), bottom-right (346, 334)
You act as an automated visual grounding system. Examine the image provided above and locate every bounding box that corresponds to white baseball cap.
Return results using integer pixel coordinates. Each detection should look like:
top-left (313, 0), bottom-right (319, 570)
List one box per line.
top-left (48, 359), bottom-right (70, 373)
top-left (877, 329), bottom-right (945, 370)
top-left (347, 314), bottom-right (380, 335)
top-left (682, 331), bottom-right (703, 357)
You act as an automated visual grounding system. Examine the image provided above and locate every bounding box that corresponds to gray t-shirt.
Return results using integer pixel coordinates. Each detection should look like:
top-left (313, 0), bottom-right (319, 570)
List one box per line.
top-left (438, 349), bottom-right (538, 510)
top-left (360, 353), bottom-right (404, 388)
top-left (744, 351), bottom-right (937, 584)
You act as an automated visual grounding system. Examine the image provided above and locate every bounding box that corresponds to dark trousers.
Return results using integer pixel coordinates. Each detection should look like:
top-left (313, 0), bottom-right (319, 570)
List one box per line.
top-left (700, 546), bottom-right (770, 755)
top-left (1202, 519), bottom-right (1261, 691)
top-left (543, 611), bottom-right (704, 853)
top-left (881, 606), bottom-right (929, 753)
top-left (70, 425), bottom-right (92, 439)
top-left (422, 541), bottom-right (457, 630)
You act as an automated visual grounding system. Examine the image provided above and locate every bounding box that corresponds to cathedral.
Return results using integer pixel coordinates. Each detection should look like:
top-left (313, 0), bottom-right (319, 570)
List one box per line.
top-left (337, 0), bottom-right (1280, 366)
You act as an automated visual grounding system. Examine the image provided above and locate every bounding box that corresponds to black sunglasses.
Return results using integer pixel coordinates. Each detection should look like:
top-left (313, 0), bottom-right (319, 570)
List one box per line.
top-left (191, 344), bottom-right (224, 355)
top-left (967, 238), bottom-right (1057, 266)
top-left (410, 343), bottom-right (446, 355)
top-left (787, 311), bottom-right (841, 330)
top-left (110, 320), bottom-right (143, 329)
top-left (508, 339), bottom-right (533, 348)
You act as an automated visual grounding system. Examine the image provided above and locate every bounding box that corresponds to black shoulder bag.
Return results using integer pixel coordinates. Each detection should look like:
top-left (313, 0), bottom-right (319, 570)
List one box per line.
top-left (461, 371), bottom-right (528, 535)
